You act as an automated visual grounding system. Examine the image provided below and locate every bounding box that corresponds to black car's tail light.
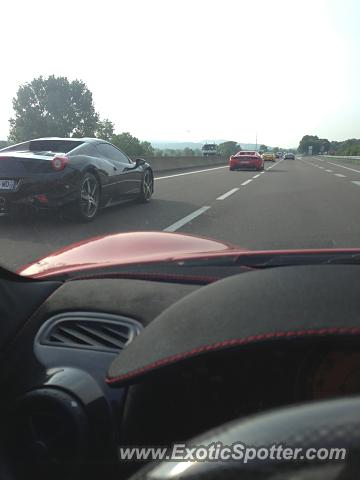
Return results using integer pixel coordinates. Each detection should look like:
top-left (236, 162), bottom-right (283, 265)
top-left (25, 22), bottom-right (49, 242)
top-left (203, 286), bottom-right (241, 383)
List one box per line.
top-left (51, 155), bottom-right (69, 171)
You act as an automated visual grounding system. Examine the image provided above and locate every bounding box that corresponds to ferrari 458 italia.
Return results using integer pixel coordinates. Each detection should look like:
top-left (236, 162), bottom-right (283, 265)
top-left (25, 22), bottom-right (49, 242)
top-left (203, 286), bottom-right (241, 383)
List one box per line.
top-left (0, 137), bottom-right (154, 221)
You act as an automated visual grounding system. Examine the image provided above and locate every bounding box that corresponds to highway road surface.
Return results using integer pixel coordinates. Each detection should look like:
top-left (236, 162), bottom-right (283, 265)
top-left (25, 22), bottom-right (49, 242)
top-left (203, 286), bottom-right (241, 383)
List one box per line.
top-left (2, 156), bottom-right (360, 271)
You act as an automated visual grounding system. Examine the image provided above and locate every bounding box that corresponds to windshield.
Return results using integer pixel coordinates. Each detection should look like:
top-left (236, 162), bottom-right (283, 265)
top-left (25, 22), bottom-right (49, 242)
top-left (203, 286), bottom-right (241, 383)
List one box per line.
top-left (0, 0), bottom-right (360, 273)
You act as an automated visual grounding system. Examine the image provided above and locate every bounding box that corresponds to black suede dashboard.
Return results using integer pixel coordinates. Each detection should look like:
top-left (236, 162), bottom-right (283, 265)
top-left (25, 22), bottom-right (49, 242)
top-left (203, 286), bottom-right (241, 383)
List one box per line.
top-left (0, 277), bottom-right (200, 388)
top-left (31, 277), bottom-right (199, 327)
top-left (107, 265), bottom-right (360, 387)
top-left (0, 275), bottom-right (203, 480)
top-left (2, 266), bottom-right (360, 478)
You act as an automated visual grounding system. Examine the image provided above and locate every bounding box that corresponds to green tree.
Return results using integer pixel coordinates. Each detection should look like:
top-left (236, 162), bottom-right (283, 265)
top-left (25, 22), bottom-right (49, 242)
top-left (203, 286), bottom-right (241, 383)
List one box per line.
top-left (96, 118), bottom-right (115, 142)
top-left (9, 75), bottom-right (99, 142)
top-left (140, 141), bottom-right (155, 157)
top-left (298, 136), bottom-right (360, 156)
top-left (112, 132), bottom-right (142, 157)
top-left (298, 135), bottom-right (315, 153)
top-left (297, 135), bottom-right (329, 155)
top-left (329, 141), bottom-right (340, 154)
top-left (0, 140), bottom-right (8, 150)
top-left (319, 138), bottom-right (330, 153)
top-left (217, 141), bottom-right (241, 158)
top-left (259, 144), bottom-right (268, 152)
top-left (183, 147), bottom-right (195, 156)
top-left (111, 132), bottom-right (154, 158)
top-left (335, 139), bottom-right (360, 156)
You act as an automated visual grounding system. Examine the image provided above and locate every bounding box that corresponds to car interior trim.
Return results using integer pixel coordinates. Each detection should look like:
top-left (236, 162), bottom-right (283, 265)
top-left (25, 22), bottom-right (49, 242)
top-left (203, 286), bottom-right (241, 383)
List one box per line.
top-left (106, 326), bottom-right (360, 385)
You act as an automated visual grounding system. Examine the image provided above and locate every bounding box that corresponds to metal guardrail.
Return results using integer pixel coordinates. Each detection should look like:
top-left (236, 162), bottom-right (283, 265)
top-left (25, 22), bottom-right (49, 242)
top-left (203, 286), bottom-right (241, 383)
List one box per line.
top-left (142, 155), bottom-right (228, 173)
top-left (322, 155), bottom-right (360, 160)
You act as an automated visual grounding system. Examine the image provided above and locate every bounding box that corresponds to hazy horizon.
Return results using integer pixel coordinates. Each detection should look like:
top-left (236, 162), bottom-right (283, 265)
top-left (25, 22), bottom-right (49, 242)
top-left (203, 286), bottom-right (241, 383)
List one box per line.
top-left (1, 0), bottom-right (359, 147)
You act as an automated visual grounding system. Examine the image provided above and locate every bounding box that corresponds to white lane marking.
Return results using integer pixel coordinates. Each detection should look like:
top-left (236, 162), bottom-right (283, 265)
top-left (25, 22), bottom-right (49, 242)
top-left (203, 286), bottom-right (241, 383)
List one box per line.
top-left (253, 174), bottom-right (261, 179)
top-left (163, 206), bottom-right (211, 232)
top-left (352, 181), bottom-right (360, 187)
top-left (241, 179), bottom-right (252, 186)
top-left (156, 166), bottom-right (227, 180)
top-left (216, 188), bottom-right (239, 200)
top-left (334, 173), bottom-right (346, 178)
top-left (326, 161), bottom-right (360, 174)
top-left (325, 169), bottom-right (333, 172)
top-left (266, 158), bottom-right (284, 171)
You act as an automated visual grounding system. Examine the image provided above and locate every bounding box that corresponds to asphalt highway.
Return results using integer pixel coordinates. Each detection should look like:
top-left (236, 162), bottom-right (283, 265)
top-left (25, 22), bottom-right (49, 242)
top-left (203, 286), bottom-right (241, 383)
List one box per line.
top-left (2, 156), bottom-right (360, 271)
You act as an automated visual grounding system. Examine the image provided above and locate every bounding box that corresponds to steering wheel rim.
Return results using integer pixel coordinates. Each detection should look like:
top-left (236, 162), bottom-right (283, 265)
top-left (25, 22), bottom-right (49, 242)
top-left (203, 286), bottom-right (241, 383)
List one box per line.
top-left (130, 396), bottom-right (360, 479)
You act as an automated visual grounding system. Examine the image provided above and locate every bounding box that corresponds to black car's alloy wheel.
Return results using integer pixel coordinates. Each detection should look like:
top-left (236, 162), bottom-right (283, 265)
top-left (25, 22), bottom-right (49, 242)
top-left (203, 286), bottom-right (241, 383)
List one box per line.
top-left (77, 173), bottom-right (100, 221)
top-left (138, 170), bottom-right (154, 203)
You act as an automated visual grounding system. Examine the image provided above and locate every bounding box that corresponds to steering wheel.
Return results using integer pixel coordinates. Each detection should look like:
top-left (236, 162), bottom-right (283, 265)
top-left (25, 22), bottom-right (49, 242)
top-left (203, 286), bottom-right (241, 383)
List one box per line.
top-left (130, 395), bottom-right (360, 479)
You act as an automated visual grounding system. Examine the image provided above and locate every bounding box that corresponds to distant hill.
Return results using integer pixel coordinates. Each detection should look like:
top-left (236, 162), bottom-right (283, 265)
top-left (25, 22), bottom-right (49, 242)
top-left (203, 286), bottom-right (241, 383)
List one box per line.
top-left (151, 140), bottom-right (259, 150)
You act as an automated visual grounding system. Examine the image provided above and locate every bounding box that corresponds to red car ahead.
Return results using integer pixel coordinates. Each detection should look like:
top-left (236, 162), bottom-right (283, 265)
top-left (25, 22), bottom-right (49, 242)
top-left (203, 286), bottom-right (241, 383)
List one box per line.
top-left (229, 150), bottom-right (264, 171)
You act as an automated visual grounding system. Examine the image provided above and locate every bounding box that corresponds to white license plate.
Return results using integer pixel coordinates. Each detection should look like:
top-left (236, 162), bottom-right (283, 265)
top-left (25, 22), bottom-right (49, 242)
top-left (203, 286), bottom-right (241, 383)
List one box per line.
top-left (0, 179), bottom-right (16, 190)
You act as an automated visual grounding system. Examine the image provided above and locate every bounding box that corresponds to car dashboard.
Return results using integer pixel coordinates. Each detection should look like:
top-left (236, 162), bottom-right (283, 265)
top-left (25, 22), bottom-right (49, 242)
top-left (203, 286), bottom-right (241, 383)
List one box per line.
top-left (0, 267), bottom-right (360, 480)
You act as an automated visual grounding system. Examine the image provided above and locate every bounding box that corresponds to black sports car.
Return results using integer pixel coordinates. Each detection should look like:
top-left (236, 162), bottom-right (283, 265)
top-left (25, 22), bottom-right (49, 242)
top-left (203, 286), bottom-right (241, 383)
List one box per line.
top-left (0, 137), bottom-right (154, 221)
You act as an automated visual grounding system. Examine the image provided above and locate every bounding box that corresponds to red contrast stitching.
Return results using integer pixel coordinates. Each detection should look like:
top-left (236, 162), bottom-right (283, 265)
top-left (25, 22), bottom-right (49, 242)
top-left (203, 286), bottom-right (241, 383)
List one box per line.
top-left (106, 326), bottom-right (360, 385)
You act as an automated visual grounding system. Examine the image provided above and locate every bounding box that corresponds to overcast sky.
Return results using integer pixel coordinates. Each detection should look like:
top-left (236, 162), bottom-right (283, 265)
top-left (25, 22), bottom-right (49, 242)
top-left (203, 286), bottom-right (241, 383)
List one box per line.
top-left (1, 0), bottom-right (359, 147)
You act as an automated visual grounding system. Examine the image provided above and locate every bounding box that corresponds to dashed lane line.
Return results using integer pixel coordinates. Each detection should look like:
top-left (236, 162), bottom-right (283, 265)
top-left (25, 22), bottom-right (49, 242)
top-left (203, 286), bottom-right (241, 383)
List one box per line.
top-left (326, 161), bottom-right (360, 174)
top-left (216, 188), bottom-right (239, 200)
top-left (266, 158), bottom-right (284, 170)
top-left (156, 166), bottom-right (228, 180)
top-left (163, 159), bottom-right (283, 233)
top-left (163, 206), bottom-right (211, 232)
top-left (241, 179), bottom-right (252, 186)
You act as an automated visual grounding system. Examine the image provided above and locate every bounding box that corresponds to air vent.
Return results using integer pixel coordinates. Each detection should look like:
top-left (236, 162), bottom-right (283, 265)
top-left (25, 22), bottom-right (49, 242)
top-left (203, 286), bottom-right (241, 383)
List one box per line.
top-left (39, 312), bottom-right (142, 353)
